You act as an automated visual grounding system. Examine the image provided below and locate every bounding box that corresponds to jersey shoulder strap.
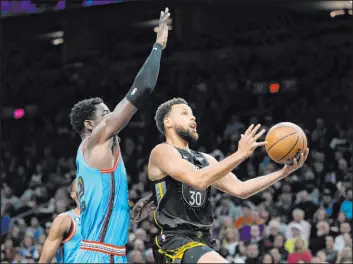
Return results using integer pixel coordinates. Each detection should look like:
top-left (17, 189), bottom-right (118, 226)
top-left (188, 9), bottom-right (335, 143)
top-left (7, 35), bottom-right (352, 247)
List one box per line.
top-left (62, 211), bottom-right (77, 243)
top-left (174, 147), bottom-right (209, 167)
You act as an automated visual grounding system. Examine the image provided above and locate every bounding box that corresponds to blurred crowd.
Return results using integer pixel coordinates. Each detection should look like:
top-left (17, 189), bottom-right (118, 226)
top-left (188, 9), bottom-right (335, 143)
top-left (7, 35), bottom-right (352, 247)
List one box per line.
top-left (2, 6), bottom-right (352, 264)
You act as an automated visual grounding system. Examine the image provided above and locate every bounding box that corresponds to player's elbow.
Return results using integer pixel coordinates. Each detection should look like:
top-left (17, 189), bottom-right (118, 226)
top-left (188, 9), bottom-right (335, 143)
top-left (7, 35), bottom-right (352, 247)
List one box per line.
top-left (192, 174), bottom-right (210, 190)
top-left (238, 193), bottom-right (250, 199)
top-left (188, 175), bottom-right (207, 190)
top-left (193, 181), bottom-right (208, 190)
top-left (231, 183), bottom-right (250, 199)
top-left (232, 190), bottom-right (248, 199)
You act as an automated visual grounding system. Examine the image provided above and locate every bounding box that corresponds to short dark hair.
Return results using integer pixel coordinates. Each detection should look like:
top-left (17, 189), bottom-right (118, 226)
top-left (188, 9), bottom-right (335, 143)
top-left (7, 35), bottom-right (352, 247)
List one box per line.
top-left (154, 98), bottom-right (188, 134)
top-left (69, 97), bottom-right (103, 135)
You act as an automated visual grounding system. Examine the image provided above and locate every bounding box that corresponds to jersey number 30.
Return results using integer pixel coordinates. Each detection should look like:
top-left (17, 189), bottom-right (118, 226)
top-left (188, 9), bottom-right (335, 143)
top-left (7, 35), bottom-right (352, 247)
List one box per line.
top-left (189, 190), bottom-right (202, 206)
top-left (182, 184), bottom-right (206, 208)
top-left (77, 176), bottom-right (86, 213)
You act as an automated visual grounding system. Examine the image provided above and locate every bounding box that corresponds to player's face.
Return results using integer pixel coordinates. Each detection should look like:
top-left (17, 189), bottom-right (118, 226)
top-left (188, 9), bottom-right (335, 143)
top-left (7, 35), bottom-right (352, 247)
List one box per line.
top-left (84, 103), bottom-right (111, 132)
top-left (93, 103), bottom-right (111, 124)
top-left (168, 104), bottom-right (199, 144)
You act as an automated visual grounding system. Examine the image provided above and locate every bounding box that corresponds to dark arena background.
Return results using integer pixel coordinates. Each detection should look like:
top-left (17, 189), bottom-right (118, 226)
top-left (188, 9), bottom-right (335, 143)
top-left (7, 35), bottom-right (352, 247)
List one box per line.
top-left (1, 0), bottom-right (353, 263)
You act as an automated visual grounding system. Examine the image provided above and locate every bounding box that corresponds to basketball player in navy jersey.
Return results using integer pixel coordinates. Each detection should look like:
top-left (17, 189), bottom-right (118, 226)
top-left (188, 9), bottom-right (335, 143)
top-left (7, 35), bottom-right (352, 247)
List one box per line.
top-left (69, 8), bottom-right (170, 263)
top-left (148, 98), bottom-right (309, 263)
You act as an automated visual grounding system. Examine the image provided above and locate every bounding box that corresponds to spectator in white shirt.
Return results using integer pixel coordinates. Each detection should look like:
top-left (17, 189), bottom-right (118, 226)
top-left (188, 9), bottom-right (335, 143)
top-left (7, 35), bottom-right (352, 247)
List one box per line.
top-left (286, 208), bottom-right (311, 241)
top-left (334, 222), bottom-right (351, 252)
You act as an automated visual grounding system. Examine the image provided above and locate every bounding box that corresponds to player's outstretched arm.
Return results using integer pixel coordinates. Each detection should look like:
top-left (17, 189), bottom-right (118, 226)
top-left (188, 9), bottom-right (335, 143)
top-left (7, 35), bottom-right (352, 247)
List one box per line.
top-left (211, 148), bottom-right (309, 199)
top-left (89, 8), bottom-right (170, 144)
top-left (38, 214), bottom-right (72, 263)
top-left (149, 124), bottom-right (266, 190)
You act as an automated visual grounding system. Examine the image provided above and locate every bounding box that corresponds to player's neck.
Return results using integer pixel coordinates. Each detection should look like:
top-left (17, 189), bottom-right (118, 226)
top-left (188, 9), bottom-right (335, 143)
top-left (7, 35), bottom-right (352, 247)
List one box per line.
top-left (166, 135), bottom-right (189, 150)
top-left (81, 133), bottom-right (89, 141)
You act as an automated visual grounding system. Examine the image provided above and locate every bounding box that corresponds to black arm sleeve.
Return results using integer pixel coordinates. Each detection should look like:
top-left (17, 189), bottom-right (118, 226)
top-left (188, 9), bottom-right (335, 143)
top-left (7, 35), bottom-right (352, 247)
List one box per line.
top-left (125, 42), bottom-right (163, 108)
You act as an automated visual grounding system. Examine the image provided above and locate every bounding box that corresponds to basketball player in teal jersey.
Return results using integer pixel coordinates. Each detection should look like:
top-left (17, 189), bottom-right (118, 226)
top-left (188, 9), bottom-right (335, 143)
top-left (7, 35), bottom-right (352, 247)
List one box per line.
top-left (69, 8), bottom-right (170, 263)
top-left (39, 180), bottom-right (81, 263)
top-left (148, 98), bottom-right (309, 263)
top-left (38, 181), bottom-right (153, 263)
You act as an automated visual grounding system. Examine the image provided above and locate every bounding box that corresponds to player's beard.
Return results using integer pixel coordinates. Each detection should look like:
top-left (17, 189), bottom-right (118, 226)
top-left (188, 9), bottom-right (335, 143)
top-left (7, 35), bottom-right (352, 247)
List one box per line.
top-left (176, 126), bottom-right (198, 144)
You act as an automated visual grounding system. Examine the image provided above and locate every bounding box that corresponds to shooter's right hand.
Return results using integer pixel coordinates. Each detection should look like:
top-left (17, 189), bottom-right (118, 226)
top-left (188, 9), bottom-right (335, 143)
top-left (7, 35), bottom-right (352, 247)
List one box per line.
top-left (237, 124), bottom-right (267, 158)
top-left (156, 7), bottom-right (170, 49)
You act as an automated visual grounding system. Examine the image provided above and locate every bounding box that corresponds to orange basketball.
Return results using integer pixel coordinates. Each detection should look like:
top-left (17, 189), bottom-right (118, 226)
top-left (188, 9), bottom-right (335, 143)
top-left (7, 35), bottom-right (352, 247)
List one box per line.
top-left (265, 122), bottom-right (307, 164)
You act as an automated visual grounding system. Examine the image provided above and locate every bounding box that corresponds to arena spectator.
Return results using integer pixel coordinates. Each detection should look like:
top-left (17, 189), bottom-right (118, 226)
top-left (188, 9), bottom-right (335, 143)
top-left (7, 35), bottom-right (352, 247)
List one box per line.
top-left (295, 190), bottom-right (318, 220)
top-left (216, 198), bottom-right (242, 222)
top-left (222, 228), bottom-right (239, 257)
top-left (337, 247), bottom-right (353, 263)
top-left (324, 236), bottom-right (339, 264)
top-left (285, 224), bottom-right (308, 254)
top-left (232, 241), bottom-right (247, 263)
top-left (263, 219), bottom-right (281, 250)
top-left (334, 222), bottom-right (352, 252)
top-left (234, 204), bottom-right (253, 229)
top-left (269, 248), bottom-right (282, 264)
top-left (320, 189), bottom-right (341, 219)
top-left (261, 253), bottom-right (275, 264)
top-left (273, 234), bottom-right (288, 260)
top-left (286, 208), bottom-right (311, 241)
top-left (287, 237), bottom-right (312, 264)
top-left (309, 221), bottom-right (331, 255)
top-left (275, 187), bottom-right (294, 223)
top-left (245, 243), bottom-right (260, 264)
top-left (340, 188), bottom-right (352, 220)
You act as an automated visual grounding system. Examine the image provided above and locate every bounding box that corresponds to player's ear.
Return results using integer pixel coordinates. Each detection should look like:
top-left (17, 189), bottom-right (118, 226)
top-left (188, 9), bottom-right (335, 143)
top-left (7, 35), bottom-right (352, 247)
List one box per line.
top-left (84, 120), bottom-right (94, 132)
top-left (164, 116), bottom-right (172, 129)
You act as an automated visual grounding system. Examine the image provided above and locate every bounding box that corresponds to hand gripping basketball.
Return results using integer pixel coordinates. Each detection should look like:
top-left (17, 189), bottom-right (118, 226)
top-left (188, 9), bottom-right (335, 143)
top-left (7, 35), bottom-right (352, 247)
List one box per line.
top-left (282, 148), bottom-right (310, 175)
top-left (237, 124), bottom-right (267, 158)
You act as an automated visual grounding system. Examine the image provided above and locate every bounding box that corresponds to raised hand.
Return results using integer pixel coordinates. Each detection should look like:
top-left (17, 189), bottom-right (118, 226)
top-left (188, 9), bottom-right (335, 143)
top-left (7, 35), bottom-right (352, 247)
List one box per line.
top-left (156, 7), bottom-right (170, 49)
top-left (237, 124), bottom-right (267, 158)
top-left (282, 148), bottom-right (310, 175)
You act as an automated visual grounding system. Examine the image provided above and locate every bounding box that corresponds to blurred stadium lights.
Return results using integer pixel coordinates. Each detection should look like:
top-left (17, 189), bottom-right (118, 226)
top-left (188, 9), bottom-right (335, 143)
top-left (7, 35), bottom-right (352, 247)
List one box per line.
top-left (315, 0), bottom-right (352, 17)
top-left (0, 105), bottom-right (38, 119)
top-left (283, 1), bottom-right (352, 16)
top-left (13, 109), bottom-right (25, 120)
top-left (41, 31), bottom-right (64, 39)
top-left (51, 38), bottom-right (64, 45)
top-left (37, 31), bottom-right (64, 45)
top-left (0, 105), bottom-right (38, 120)
top-left (313, 0), bottom-right (352, 10)
top-left (330, 9), bottom-right (352, 17)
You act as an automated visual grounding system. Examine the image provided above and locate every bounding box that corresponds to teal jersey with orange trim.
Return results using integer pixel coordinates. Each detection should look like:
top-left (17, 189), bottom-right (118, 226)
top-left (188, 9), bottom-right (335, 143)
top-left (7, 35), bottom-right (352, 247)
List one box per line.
top-left (75, 138), bottom-right (130, 246)
top-left (56, 210), bottom-right (81, 263)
